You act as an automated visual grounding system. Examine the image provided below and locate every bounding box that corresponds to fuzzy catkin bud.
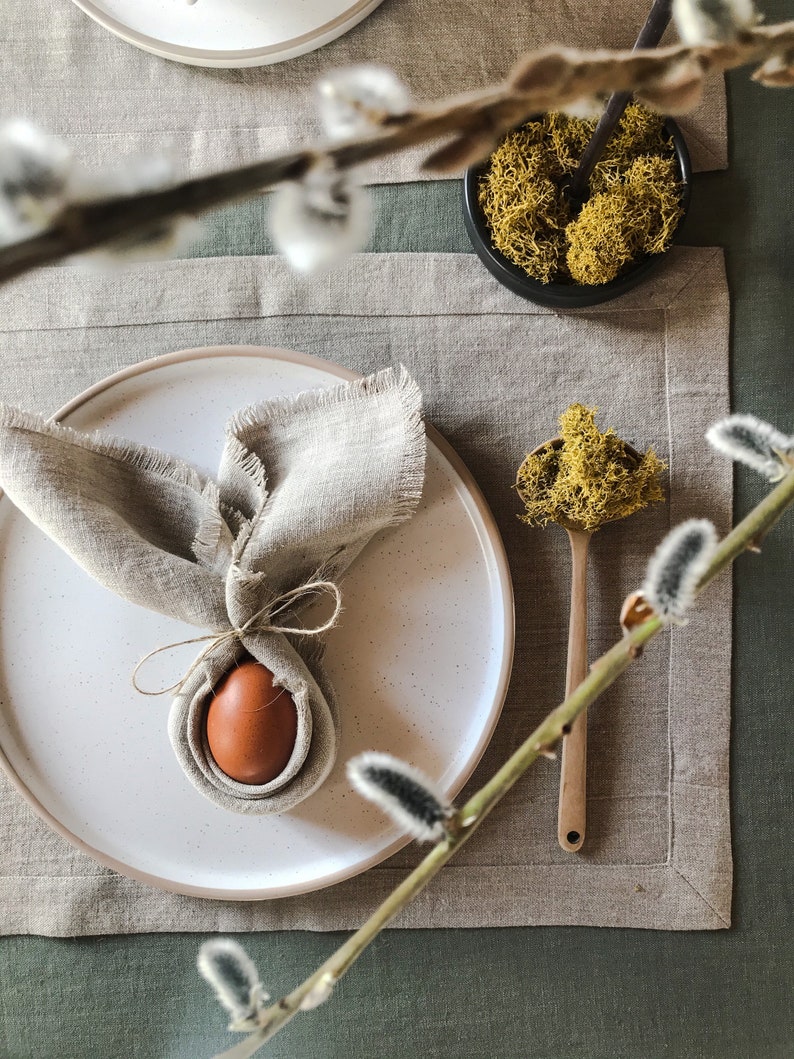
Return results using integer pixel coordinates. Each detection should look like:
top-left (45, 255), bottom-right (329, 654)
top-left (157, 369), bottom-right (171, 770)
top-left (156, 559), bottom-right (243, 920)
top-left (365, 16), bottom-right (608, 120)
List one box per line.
top-left (752, 53), bottom-right (794, 87)
top-left (270, 164), bottom-right (370, 274)
top-left (706, 414), bottom-right (794, 481)
top-left (672, 0), bottom-right (757, 44)
top-left (0, 120), bottom-right (72, 243)
top-left (347, 751), bottom-right (453, 842)
top-left (197, 939), bottom-right (267, 1028)
top-left (316, 65), bottom-right (410, 140)
top-left (299, 974), bottom-right (336, 1011)
top-left (642, 519), bottom-right (718, 622)
top-left (0, 120), bottom-right (71, 200)
top-left (561, 97), bottom-right (604, 120)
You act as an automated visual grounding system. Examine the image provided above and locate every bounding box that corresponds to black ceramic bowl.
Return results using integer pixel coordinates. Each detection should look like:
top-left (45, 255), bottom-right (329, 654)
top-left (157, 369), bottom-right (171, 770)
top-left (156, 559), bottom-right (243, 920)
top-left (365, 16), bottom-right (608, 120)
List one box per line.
top-left (462, 118), bottom-right (692, 309)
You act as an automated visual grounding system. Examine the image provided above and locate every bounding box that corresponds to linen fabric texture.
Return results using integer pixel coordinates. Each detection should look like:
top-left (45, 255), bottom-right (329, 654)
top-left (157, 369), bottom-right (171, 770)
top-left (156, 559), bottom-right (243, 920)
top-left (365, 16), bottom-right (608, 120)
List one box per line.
top-left (0, 369), bottom-right (425, 813)
top-left (0, 248), bottom-right (731, 933)
top-left (7, 0), bottom-right (727, 182)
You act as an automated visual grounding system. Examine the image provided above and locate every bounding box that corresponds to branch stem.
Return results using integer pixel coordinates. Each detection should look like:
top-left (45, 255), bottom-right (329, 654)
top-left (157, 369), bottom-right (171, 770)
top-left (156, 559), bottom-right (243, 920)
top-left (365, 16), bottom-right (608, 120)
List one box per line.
top-left (1, 24), bottom-right (792, 285)
top-left (242, 469), bottom-right (794, 1052)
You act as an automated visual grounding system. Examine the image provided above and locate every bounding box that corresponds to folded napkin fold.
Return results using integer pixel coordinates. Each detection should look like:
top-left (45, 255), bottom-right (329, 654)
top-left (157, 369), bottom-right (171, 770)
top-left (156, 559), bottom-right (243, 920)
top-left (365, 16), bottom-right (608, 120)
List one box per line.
top-left (0, 367), bottom-right (425, 813)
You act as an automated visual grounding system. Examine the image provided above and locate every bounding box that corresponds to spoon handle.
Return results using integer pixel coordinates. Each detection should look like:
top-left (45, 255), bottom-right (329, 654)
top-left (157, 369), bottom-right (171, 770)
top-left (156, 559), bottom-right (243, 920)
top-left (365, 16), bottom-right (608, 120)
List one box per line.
top-left (558, 528), bottom-right (591, 853)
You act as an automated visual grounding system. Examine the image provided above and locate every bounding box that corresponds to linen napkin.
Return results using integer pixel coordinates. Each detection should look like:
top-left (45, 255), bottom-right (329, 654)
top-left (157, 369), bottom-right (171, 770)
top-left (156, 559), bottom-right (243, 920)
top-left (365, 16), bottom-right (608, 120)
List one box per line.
top-left (0, 369), bottom-right (425, 813)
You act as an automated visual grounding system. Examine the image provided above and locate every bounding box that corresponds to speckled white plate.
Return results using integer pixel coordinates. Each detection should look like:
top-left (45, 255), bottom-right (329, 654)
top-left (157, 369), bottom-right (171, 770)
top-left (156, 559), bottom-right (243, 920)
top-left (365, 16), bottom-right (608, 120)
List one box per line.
top-left (69, 0), bottom-right (385, 67)
top-left (0, 347), bottom-right (513, 899)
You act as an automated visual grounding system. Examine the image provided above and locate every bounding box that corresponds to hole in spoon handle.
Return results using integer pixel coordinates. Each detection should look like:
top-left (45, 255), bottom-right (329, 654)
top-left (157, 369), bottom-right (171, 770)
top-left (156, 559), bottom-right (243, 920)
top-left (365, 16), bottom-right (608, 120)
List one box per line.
top-left (558, 712), bottom-right (587, 852)
top-left (558, 529), bottom-right (590, 853)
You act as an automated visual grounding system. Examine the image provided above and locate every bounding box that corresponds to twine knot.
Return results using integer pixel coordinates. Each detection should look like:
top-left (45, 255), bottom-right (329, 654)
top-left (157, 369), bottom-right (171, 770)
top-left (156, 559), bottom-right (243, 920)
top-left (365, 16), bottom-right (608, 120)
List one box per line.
top-left (132, 579), bottom-right (342, 697)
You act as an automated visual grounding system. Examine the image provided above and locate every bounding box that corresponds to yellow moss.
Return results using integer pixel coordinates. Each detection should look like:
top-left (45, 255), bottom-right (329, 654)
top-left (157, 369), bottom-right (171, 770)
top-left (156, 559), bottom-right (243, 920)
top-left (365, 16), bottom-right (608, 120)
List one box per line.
top-left (478, 131), bottom-right (571, 282)
top-left (624, 156), bottom-right (685, 254)
top-left (516, 404), bottom-right (666, 532)
top-left (479, 103), bottom-right (683, 285)
top-left (544, 112), bottom-right (595, 174)
top-left (597, 106), bottom-right (668, 170)
top-left (565, 188), bottom-right (636, 284)
top-left (566, 156), bottom-right (683, 283)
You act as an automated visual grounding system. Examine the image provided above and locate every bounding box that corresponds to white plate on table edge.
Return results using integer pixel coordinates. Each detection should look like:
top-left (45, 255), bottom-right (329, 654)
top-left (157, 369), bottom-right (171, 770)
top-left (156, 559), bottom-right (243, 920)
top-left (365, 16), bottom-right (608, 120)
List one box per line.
top-left (69, 0), bottom-right (386, 68)
top-left (0, 346), bottom-right (514, 900)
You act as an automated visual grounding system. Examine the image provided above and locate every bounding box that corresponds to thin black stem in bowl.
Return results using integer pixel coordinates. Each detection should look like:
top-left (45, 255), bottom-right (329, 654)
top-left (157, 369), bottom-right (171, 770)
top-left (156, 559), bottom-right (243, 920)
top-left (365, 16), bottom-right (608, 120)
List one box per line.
top-left (568, 0), bottom-right (674, 203)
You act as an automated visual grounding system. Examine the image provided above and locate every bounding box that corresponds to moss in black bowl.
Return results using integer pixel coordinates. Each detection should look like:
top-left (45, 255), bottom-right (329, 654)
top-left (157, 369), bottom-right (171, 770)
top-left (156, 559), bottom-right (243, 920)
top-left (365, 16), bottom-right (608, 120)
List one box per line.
top-left (462, 104), bottom-right (691, 308)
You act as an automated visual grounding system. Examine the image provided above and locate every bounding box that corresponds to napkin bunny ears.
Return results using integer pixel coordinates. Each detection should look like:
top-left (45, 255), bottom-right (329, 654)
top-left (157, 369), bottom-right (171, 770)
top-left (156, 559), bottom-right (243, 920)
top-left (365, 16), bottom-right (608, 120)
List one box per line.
top-left (0, 366), bottom-right (425, 813)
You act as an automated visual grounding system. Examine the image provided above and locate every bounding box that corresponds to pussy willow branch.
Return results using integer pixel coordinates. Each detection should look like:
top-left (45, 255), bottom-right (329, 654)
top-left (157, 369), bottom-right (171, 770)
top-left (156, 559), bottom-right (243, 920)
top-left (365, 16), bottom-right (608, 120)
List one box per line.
top-left (1, 22), bottom-right (793, 287)
top-left (232, 468), bottom-right (794, 1054)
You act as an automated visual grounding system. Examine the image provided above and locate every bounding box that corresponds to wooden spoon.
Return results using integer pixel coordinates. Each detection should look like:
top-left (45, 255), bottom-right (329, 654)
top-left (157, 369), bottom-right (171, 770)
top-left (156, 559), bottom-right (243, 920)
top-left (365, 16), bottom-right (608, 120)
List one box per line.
top-left (522, 436), bottom-right (642, 853)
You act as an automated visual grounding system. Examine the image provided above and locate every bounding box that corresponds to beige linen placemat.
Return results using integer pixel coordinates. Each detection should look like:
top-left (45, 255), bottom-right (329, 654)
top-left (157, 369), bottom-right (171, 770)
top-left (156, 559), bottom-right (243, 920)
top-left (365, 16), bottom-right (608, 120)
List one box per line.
top-left (0, 248), bottom-right (731, 934)
top-left (6, 0), bottom-right (726, 182)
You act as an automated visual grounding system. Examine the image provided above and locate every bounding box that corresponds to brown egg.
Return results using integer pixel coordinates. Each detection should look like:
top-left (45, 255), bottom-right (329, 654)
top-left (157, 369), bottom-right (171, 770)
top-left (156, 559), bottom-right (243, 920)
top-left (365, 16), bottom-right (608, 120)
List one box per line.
top-left (205, 657), bottom-right (298, 785)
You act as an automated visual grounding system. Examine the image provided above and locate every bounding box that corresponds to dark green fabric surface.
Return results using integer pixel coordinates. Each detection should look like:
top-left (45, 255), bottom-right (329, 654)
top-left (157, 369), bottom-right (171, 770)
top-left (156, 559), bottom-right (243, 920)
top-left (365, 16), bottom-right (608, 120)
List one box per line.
top-left (1, 26), bottom-right (793, 1059)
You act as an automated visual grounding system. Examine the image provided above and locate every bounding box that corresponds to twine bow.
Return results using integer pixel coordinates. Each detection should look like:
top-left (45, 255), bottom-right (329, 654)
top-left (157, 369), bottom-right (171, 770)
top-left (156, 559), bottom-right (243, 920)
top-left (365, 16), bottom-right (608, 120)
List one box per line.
top-left (132, 579), bottom-right (343, 697)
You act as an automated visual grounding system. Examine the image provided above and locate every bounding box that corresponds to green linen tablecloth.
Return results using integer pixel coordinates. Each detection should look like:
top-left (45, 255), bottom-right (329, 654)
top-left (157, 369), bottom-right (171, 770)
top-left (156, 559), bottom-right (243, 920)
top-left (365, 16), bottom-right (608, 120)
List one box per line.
top-left (1, 7), bottom-right (793, 1059)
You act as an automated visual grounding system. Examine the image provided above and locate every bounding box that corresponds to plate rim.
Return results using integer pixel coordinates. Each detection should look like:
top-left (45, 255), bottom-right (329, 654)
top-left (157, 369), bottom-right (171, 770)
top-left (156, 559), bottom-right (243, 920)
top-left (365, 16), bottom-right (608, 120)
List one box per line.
top-left (0, 345), bottom-right (515, 900)
top-left (69, 0), bottom-right (385, 68)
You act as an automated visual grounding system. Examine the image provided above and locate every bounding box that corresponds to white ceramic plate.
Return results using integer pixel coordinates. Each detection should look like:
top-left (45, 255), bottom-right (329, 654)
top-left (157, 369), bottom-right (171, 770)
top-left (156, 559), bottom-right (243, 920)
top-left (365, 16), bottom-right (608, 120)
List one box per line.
top-left (0, 347), bottom-right (513, 899)
top-left (69, 0), bottom-right (385, 67)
